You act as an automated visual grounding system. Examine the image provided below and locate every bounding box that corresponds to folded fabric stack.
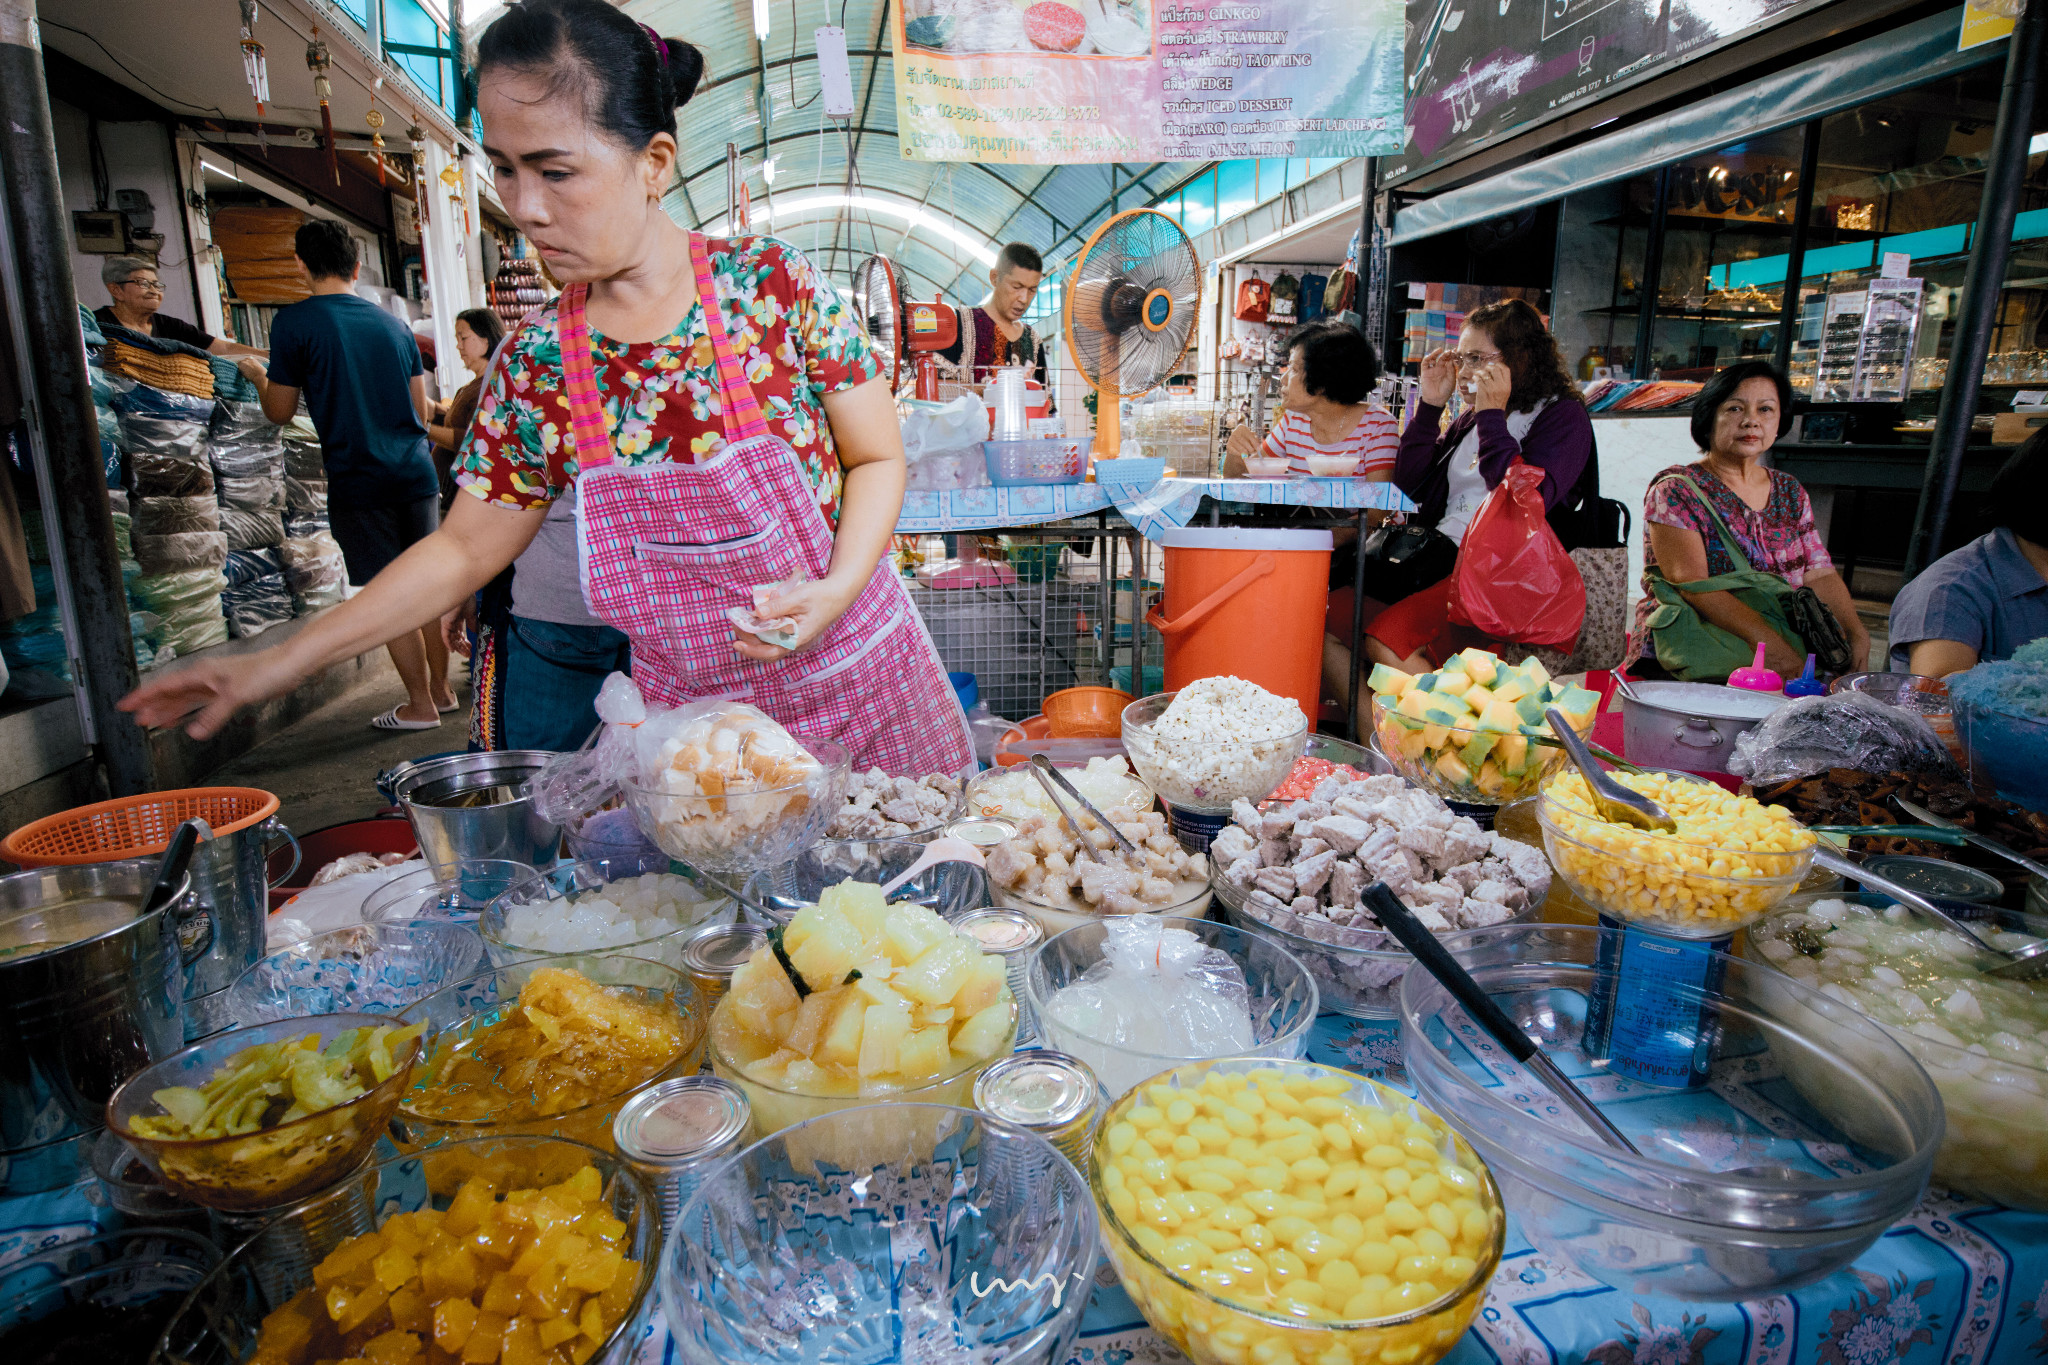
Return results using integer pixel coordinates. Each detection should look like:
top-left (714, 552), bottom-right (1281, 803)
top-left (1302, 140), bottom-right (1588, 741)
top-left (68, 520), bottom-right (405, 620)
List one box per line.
top-left (281, 432), bottom-right (346, 613)
top-left (211, 400), bottom-right (288, 553)
top-left (211, 354), bottom-right (260, 403)
top-left (129, 565), bottom-right (228, 657)
top-left (222, 547), bottom-right (294, 640)
top-left (116, 380), bottom-right (228, 657)
top-left (99, 323), bottom-right (216, 400)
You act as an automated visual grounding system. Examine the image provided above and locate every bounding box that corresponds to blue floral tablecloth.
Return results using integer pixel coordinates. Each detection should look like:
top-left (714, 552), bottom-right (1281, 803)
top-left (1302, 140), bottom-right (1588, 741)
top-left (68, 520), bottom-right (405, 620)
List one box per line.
top-left (897, 463), bottom-right (1414, 540)
top-left (12, 1014), bottom-right (2040, 1365)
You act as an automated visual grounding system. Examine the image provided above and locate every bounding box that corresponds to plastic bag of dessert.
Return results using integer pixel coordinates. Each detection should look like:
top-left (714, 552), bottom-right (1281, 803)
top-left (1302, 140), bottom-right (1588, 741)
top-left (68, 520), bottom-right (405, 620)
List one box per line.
top-left (1728, 690), bottom-right (1962, 787)
top-left (1051, 917), bottom-right (1254, 1054)
top-left (533, 671), bottom-right (647, 825)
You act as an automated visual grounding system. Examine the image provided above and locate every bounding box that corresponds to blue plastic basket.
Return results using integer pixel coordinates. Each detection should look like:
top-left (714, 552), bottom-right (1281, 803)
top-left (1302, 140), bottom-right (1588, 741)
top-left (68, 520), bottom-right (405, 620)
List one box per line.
top-left (982, 438), bottom-right (1085, 487)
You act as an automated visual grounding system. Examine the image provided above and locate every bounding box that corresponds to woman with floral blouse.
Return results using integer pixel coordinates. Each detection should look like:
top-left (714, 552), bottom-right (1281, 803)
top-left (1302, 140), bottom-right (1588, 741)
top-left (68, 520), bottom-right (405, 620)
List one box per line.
top-left (122, 0), bottom-right (974, 776)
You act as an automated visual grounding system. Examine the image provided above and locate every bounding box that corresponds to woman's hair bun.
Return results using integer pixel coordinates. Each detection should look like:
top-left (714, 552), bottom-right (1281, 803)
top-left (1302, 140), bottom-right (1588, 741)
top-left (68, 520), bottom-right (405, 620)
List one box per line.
top-left (662, 39), bottom-right (706, 107)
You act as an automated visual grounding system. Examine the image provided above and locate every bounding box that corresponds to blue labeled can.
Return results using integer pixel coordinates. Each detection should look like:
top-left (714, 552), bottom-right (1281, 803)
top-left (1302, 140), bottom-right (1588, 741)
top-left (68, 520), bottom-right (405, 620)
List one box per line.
top-left (1581, 915), bottom-right (1733, 1089)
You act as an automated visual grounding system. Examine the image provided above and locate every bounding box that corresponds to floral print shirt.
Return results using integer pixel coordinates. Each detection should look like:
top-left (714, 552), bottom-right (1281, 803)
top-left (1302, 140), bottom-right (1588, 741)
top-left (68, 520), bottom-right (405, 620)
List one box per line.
top-left (1631, 462), bottom-right (1834, 657)
top-left (455, 235), bottom-right (881, 526)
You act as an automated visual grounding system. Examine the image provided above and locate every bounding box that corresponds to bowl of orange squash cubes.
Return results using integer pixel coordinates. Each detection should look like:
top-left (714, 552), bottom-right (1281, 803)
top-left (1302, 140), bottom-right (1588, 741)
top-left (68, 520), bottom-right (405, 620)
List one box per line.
top-left (710, 879), bottom-right (1018, 1135)
top-left (156, 1135), bottom-right (658, 1365)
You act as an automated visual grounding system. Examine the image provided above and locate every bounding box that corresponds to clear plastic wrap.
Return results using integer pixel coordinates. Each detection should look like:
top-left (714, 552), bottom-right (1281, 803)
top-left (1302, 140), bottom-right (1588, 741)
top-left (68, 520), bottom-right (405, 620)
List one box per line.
top-left (282, 436), bottom-right (325, 481)
top-left (222, 572), bottom-right (295, 639)
top-left (131, 447), bottom-right (215, 498)
top-left (285, 474), bottom-right (328, 519)
top-left (533, 672), bottom-right (647, 826)
top-left (278, 531), bottom-right (347, 611)
top-left (1040, 918), bottom-right (1255, 1056)
top-left (133, 495), bottom-right (221, 536)
top-left (224, 548), bottom-right (283, 588)
top-left (219, 505), bottom-right (286, 552)
top-left (134, 529), bottom-right (228, 575)
top-left (219, 474), bottom-right (286, 510)
top-left (111, 384), bottom-right (214, 423)
top-left (1727, 690), bottom-right (1963, 786)
top-left (128, 568), bottom-right (229, 657)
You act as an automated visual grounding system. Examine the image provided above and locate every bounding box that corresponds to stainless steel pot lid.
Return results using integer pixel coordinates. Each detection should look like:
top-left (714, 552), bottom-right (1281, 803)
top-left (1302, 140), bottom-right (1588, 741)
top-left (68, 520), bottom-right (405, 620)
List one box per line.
top-left (1623, 682), bottom-right (1789, 722)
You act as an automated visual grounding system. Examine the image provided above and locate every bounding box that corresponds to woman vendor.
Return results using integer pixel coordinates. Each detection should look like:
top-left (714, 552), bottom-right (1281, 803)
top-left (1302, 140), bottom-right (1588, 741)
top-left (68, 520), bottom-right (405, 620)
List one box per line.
top-left (120, 0), bottom-right (974, 777)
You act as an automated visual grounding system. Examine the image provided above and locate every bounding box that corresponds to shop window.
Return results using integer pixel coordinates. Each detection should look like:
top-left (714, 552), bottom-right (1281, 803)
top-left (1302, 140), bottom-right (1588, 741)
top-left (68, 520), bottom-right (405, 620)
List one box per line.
top-left (333, 0), bottom-right (370, 29)
top-left (383, 0), bottom-right (450, 110)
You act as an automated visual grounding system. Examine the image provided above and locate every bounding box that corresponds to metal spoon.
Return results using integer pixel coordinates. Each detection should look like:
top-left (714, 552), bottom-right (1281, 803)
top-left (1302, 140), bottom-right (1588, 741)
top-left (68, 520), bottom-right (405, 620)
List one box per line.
top-left (878, 836), bottom-right (987, 898)
top-left (1029, 754), bottom-right (1142, 858)
top-left (1893, 794), bottom-right (2048, 880)
top-left (1544, 706), bottom-right (1676, 834)
top-left (1363, 882), bottom-right (1642, 1156)
top-left (1810, 846), bottom-right (2048, 982)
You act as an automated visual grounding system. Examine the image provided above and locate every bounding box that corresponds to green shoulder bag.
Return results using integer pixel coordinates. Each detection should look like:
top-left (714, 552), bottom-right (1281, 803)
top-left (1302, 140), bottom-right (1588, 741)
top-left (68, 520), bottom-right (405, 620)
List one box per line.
top-left (1642, 473), bottom-right (1852, 681)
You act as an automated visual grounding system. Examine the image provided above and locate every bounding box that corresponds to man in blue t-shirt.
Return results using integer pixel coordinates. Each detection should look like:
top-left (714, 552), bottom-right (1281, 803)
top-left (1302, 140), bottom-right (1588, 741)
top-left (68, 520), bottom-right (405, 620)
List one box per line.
top-left (241, 220), bottom-right (455, 731)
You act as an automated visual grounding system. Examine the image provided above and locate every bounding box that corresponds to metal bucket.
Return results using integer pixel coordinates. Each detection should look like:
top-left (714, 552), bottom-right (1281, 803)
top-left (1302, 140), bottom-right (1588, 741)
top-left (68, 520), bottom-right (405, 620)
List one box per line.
top-left (394, 750), bottom-right (563, 874)
top-left (0, 860), bottom-right (203, 1194)
top-left (182, 816), bottom-right (302, 1039)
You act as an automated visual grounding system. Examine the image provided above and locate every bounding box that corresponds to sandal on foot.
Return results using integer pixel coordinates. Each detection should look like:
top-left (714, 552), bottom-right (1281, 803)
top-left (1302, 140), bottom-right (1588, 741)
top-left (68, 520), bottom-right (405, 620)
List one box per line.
top-left (372, 706), bottom-right (442, 731)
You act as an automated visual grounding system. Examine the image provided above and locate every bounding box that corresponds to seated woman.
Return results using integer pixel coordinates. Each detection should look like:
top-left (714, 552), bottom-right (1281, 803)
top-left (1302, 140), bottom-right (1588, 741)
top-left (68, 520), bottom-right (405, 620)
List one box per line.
top-left (1223, 320), bottom-right (1397, 715)
top-left (1630, 359), bottom-right (1869, 679)
top-left (1363, 298), bottom-right (1597, 672)
top-left (1888, 429), bottom-right (2048, 675)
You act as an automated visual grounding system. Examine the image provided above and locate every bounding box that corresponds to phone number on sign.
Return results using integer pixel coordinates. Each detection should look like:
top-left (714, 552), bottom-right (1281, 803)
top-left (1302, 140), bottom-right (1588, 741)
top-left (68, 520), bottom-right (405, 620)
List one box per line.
top-left (927, 103), bottom-right (1104, 121)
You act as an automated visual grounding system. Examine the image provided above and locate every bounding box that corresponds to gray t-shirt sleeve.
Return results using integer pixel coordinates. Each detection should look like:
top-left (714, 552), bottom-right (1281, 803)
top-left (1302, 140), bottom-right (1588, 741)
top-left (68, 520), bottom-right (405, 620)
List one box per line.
top-left (1887, 572), bottom-right (1989, 671)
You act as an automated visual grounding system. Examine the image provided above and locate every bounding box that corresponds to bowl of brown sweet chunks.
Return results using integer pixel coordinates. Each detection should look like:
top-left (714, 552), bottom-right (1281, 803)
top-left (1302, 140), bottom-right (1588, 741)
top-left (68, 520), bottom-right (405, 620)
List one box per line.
top-left (1753, 768), bottom-right (2048, 899)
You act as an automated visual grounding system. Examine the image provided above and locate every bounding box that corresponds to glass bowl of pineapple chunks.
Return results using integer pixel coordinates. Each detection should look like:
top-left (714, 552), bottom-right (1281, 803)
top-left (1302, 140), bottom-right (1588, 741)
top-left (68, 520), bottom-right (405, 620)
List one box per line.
top-left (710, 880), bottom-right (1020, 1136)
top-left (107, 1013), bottom-right (425, 1213)
top-left (394, 957), bottom-right (707, 1154)
top-left (156, 1135), bottom-right (659, 1365)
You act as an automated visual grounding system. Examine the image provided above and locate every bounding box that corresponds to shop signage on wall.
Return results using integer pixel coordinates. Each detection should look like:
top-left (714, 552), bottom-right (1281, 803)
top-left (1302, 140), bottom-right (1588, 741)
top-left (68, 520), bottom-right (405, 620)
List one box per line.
top-left (892, 0), bottom-right (1403, 163)
top-left (1390, 0), bottom-right (1833, 184)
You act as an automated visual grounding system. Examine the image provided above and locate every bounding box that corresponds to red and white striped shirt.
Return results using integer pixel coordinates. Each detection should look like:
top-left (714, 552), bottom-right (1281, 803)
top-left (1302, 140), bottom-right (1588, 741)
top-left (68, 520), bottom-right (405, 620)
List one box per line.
top-left (1262, 407), bottom-right (1399, 476)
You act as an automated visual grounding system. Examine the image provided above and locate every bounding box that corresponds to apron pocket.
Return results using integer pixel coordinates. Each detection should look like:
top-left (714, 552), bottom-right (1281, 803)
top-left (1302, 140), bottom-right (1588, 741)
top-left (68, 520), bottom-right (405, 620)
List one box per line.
top-left (632, 530), bottom-right (801, 667)
top-left (781, 604), bottom-right (911, 695)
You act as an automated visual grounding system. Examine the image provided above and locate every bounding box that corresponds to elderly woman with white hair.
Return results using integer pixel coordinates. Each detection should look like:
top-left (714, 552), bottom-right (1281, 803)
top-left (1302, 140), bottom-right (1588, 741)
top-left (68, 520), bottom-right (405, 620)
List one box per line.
top-left (96, 256), bottom-right (265, 358)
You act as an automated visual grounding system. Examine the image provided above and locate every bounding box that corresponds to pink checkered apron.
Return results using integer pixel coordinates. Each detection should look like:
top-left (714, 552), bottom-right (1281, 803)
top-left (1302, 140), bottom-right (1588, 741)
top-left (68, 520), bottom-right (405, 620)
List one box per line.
top-left (555, 234), bottom-right (973, 776)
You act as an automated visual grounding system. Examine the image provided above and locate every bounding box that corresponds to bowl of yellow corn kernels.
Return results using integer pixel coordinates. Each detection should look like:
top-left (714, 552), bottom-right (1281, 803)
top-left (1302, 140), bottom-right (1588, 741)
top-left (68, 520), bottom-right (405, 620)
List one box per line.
top-left (1090, 1057), bottom-right (1504, 1365)
top-left (1535, 769), bottom-right (1816, 937)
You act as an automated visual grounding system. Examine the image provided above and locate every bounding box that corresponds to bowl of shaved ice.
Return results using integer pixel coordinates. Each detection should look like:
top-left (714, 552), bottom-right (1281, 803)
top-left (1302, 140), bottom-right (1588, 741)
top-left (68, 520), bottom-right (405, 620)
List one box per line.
top-left (1950, 640), bottom-right (2048, 812)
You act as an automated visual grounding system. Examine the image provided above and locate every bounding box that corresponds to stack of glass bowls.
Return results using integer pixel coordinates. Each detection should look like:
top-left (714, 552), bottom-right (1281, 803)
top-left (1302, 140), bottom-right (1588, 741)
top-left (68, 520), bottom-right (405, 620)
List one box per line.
top-left (224, 920), bottom-right (486, 1025)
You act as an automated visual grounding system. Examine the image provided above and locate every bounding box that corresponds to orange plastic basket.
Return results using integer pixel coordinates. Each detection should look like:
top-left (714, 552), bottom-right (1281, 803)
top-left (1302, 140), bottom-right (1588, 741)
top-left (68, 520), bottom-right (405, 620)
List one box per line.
top-left (3, 788), bottom-right (282, 867)
top-left (1041, 686), bottom-right (1134, 740)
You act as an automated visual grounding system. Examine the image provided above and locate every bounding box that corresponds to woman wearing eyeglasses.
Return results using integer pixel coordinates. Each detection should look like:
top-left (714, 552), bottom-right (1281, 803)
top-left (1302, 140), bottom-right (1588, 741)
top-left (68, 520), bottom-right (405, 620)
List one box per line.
top-left (1365, 298), bottom-right (1597, 672)
top-left (97, 257), bottom-right (266, 358)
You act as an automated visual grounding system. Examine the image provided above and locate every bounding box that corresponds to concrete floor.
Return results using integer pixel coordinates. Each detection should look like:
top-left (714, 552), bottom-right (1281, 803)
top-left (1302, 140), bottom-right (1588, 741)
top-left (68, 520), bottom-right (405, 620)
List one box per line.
top-left (205, 655), bottom-right (474, 839)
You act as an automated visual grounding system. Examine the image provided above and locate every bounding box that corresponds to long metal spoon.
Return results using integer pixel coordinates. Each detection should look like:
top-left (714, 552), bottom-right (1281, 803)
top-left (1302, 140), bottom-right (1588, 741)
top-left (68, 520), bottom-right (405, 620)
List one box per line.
top-left (1029, 754), bottom-right (1143, 858)
top-left (1810, 846), bottom-right (2048, 982)
top-left (1363, 882), bottom-right (1642, 1156)
top-left (1024, 761), bottom-right (1108, 865)
top-left (1544, 706), bottom-right (1676, 834)
top-left (1893, 794), bottom-right (2048, 880)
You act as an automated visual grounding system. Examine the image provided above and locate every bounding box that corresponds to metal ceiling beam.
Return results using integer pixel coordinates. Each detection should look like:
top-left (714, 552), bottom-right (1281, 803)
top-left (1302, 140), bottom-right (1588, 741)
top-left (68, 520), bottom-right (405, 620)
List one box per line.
top-left (676, 118), bottom-right (1028, 214)
top-left (943, 159), bottom-right (1176, 295)
top-left (697, 48), bottom-right (890, 94)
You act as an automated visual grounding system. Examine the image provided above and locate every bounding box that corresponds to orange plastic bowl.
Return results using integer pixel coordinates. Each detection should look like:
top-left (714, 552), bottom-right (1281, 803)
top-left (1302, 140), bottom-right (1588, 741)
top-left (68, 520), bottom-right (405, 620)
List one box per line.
top-left (1042, 686), bottom-right (1134, 739)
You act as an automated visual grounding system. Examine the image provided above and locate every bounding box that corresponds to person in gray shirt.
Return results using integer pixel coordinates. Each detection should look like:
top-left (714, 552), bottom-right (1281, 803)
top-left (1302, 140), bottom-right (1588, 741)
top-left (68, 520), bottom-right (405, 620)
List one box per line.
top-left (1889, 431), bottom-right (2048, 676)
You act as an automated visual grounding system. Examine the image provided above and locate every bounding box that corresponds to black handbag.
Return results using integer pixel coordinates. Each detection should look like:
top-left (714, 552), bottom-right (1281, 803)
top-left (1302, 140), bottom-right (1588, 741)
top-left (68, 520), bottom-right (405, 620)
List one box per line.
top-left (1348, 523), bottom-right (1459, 604)
top-left (1782, 584), bottom-right (1858, 676)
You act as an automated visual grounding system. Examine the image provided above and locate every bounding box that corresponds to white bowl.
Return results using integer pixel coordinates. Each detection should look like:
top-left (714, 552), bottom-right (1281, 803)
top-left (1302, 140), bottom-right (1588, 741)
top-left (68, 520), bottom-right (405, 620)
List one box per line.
top-left (1303, 454), bottom-right (1361, 477)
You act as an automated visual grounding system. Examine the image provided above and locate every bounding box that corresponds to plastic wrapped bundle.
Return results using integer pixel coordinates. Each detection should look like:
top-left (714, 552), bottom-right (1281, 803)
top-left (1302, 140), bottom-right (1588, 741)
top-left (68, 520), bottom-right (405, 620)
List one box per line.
top-left (224, 547), bottom-right (283, 589)
top-left (129, 567), bottom-right (229, 656)
top-left (279, 530), bottom-right (347, 611)
top-left (210, 401), bottom-right (286, 477)
top-left (222, 571), bottom-right (294, 640)
top-left (111, 382), bottom-right (214, 424)
top-left (130, 445), bottom-right (214, 499)
top-left (130, 611), bottom-right (161, 671)
top-left (285, 473), bottom-right (328, 519)
top-left (219, 501), bottom-right (287, 550)
top-left (218, 474), bottom-right (287, 513)
top-left (1727, 691), bottom-right (1963, 786)
top-left (134, 529), bottom-right (228, 575)
top-left (133, 495), bottom-right (222, 536)
top-left (283, 436), bottom-right (325, 481)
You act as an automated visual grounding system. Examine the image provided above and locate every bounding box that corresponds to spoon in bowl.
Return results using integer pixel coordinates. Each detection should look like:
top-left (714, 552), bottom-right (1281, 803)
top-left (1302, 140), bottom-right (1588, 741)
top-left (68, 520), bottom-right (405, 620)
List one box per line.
top-left (1544, 706), bottom-right (1676, 834)
top-left (878, 837), bottom-right (987, 899)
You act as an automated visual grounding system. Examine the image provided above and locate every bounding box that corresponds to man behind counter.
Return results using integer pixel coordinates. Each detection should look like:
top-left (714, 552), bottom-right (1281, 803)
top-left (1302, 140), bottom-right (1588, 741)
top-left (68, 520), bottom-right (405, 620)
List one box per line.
top-left (942, 241), bottom-right (1049, 389)
top-left (97, 256), bottom-right (266, 357)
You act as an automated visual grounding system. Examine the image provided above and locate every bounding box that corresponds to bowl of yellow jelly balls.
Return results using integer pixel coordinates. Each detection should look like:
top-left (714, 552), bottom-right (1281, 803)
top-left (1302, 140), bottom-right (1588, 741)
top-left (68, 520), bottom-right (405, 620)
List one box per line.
top-left (1537, 770), bottom-right (1815, 937)
top-left (1089, 1058), bottom-right (1505, 1365)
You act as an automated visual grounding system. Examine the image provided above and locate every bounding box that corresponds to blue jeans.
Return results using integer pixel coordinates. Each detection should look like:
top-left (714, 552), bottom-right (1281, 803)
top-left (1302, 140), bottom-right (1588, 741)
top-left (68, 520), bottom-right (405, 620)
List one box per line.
top-left (500, 616), bottom-right (632, 752)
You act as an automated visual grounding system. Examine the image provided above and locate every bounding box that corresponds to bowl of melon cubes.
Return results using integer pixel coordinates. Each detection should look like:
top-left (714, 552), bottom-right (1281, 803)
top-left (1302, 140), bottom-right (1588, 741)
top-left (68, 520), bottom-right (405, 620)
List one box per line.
top-left (1369, 648), bottom-right (1601, 806)
top-left (710, 879), bottom-right (1019, 1135)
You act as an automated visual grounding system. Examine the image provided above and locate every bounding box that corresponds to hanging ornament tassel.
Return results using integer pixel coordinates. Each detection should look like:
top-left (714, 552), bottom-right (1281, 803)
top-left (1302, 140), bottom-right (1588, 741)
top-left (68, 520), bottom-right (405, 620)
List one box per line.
top-left (440, 159), bottom-right (469, 237)
top-left (307, 26), bottom-right (337, 185)
top-left (366, 86), bottom-right (387, 189)
top-left (409, 124), bottom-right (430, 229)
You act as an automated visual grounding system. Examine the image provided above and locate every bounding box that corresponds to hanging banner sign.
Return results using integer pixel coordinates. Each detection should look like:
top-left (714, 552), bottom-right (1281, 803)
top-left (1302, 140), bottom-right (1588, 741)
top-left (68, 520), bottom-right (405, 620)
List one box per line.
top-left (892, 0), bottom-right (1402, 164)
top-left (1959, 0), bottom-right (2018, 50)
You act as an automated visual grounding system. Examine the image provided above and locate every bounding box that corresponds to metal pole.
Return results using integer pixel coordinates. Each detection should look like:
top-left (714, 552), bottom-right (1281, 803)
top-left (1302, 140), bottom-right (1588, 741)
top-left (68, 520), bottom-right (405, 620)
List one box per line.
top-left (1771, 119), bottom-right (1822, 377)
top-left (1633, 166), bottom-right (1671, 379)
top-left (0, 0), bottom-right (151, 795)
top-left (1904, 7), bottom-right (2046, 581)
top-left (1360, 157), bottom-right (1384, 360)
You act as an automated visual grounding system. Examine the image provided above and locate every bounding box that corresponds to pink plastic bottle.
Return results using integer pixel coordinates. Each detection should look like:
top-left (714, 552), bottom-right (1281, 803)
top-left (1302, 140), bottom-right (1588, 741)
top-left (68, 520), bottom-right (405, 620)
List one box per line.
top-left (1727, 641), bottom-right (1784, 693)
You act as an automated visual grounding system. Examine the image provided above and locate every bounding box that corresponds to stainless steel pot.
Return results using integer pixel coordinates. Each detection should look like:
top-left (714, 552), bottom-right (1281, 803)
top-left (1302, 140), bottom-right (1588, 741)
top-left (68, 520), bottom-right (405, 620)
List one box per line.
top-left (0, 860), bottom-right (204, 1194)
top-left (395, 750), bottom-right (562, 874)
top-left (181, 815), bottom-right (302, 1039)
top-left (1617, 681), bottom-right (1787, 774)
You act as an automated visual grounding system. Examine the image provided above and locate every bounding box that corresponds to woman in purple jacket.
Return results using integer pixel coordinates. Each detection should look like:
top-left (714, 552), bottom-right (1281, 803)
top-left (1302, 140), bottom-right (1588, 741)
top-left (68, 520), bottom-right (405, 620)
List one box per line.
top-left (1367, 298), bottom-right (1596, 670)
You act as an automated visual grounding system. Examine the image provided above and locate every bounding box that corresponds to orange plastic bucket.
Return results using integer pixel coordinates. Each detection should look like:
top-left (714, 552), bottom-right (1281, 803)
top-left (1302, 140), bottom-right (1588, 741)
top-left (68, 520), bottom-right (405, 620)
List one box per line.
top-left (1145, 528), bottom-right (1331, 723)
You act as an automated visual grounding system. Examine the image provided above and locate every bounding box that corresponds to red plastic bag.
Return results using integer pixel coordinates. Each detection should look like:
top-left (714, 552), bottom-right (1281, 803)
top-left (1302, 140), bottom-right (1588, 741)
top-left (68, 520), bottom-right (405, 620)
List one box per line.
top-left (1447, 461), bottom-right (1585, 649)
